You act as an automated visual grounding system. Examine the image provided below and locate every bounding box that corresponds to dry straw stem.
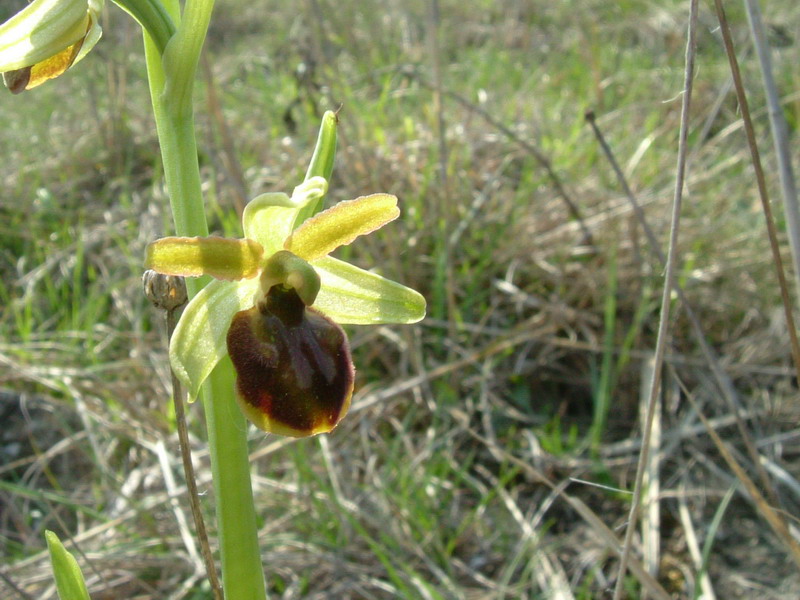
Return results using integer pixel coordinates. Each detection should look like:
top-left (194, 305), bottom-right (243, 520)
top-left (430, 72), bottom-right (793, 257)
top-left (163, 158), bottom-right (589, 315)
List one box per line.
top-left (587, 87), bottom-right (789, 594)
top-left (639, 355), bottom-right (661, 583)
top-left (0, 570), bottom-right (34, 600)
top-left (583, 109), bottom-right (783, 521)
top-left (142, 271), bottom-right (223, 600)
top-left (712, 0), bottom-right (800, 511)
top-left (583, 109), bottom-right (769, 489)
top-left (585, 110), bottom-right (741, 411)
top-left (686, 393), bottom-right (800, 569)
top-left (466, 430), bottom-right (672, 600)
top-left (586, 15), bottom-right (784, 546)
top-left (677, 482), bottom-right (718, 600)
top-left (165, 328), bottom-right (224, 600)
top-left (152, 439), bottom-right (203, 565)
top-left (612, 1), bottom-right (699, 597)
top-left (712, 0), bottom-right (800, 379)
top-left (743, 0), bottom-right (800, 303)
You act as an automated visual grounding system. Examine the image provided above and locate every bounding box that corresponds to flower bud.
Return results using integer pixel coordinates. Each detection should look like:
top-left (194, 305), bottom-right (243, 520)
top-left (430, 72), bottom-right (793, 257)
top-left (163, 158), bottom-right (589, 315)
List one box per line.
top-left (0, 0), bottom-right (103, 92)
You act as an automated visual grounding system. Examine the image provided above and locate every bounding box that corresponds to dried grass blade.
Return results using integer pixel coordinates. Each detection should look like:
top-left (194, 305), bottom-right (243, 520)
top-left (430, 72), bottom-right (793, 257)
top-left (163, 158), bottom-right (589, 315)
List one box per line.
top-left (614, 1), bottom-right (699, 596)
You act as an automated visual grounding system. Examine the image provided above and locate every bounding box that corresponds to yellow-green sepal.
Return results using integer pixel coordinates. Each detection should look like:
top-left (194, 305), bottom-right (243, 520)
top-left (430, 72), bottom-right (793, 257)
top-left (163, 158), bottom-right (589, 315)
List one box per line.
top-left (285, 194), bottom-right (399, 262)
top-left (145, 236), bottom-right (264, 280)
top-left (243, 177), bottom-right (328, 254)
top-left (170, 278), bottom-right (260, 401)
top-left (45, 530), bottom-right (91, 600)
top-left (313, 256), bottom-right (426, 325)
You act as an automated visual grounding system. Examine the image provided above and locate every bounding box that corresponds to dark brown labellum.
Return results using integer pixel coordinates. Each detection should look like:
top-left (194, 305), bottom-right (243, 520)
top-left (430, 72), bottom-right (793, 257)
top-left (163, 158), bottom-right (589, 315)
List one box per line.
top-left (226, 285), bottom-right (354, 437)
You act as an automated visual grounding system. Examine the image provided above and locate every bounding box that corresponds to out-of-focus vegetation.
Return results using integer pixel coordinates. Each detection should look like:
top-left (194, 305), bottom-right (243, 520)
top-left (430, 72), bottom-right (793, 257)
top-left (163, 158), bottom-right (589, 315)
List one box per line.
top-left (2, 1), bottom-right (799, 597)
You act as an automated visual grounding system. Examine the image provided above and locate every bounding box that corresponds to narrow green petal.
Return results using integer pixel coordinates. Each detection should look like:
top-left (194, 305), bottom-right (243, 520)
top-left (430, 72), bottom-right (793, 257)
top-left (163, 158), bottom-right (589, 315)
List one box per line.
top-left (145, 236), bottom-right (263, 280)
top-left (295, 110), bottom-right (338, 225)
top-left (285, 194), bottom-right (399, 261)
top-left (170, 278), bottom-right (260, 401)
top-left (304, 111), bottom-right (338, 185)
top-left (312, 256), bottom-right (426, 325)
top-left (0, 0), bottom-right (88, 71)
top-left (242, 177), bottom-right (328, 254)
top-left (45, 530), bottom-right (91, 600)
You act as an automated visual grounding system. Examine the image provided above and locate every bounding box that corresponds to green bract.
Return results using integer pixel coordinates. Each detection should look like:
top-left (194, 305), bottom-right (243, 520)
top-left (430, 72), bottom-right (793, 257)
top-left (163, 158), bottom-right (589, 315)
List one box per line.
top-left (0, 0), bottom-right (103, 92)
top-left (45, 531), bottom-right (91, 600)
top-left (145, 176), bottom-right (426, 407)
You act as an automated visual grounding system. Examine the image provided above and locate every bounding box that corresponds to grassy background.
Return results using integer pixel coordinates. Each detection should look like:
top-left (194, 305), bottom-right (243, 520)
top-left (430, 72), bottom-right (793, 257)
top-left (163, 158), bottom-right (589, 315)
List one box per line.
top-left (2, 0), bottom-right (800, 598)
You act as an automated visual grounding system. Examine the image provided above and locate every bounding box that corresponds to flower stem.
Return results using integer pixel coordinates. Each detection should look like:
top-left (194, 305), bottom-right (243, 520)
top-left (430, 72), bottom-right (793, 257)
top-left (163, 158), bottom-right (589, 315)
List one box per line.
top-left (206, 357), bottom-right (266, 599)
top-left (142, 4), bottom-right (267, 598)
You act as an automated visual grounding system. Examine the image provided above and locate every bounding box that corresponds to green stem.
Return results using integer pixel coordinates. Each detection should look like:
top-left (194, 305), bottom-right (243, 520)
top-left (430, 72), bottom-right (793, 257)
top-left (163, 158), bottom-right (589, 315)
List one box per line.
top-left (142, 4), bottom-right (268, 599)
top-left (207, 357), bottom-right (266, 600)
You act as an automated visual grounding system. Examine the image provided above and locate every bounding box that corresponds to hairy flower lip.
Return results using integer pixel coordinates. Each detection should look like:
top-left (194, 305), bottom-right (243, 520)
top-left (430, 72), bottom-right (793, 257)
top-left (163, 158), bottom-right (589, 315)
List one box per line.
top-left (227, 286), bottom-right (355, 437)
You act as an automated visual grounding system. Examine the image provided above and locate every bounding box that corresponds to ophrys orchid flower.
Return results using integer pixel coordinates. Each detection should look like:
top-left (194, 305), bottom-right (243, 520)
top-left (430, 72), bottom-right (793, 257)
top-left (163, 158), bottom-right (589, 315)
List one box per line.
top-left (145, 176), bottom-right (426, 437)
top-left (0, 0), bottom-right (103, 93)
